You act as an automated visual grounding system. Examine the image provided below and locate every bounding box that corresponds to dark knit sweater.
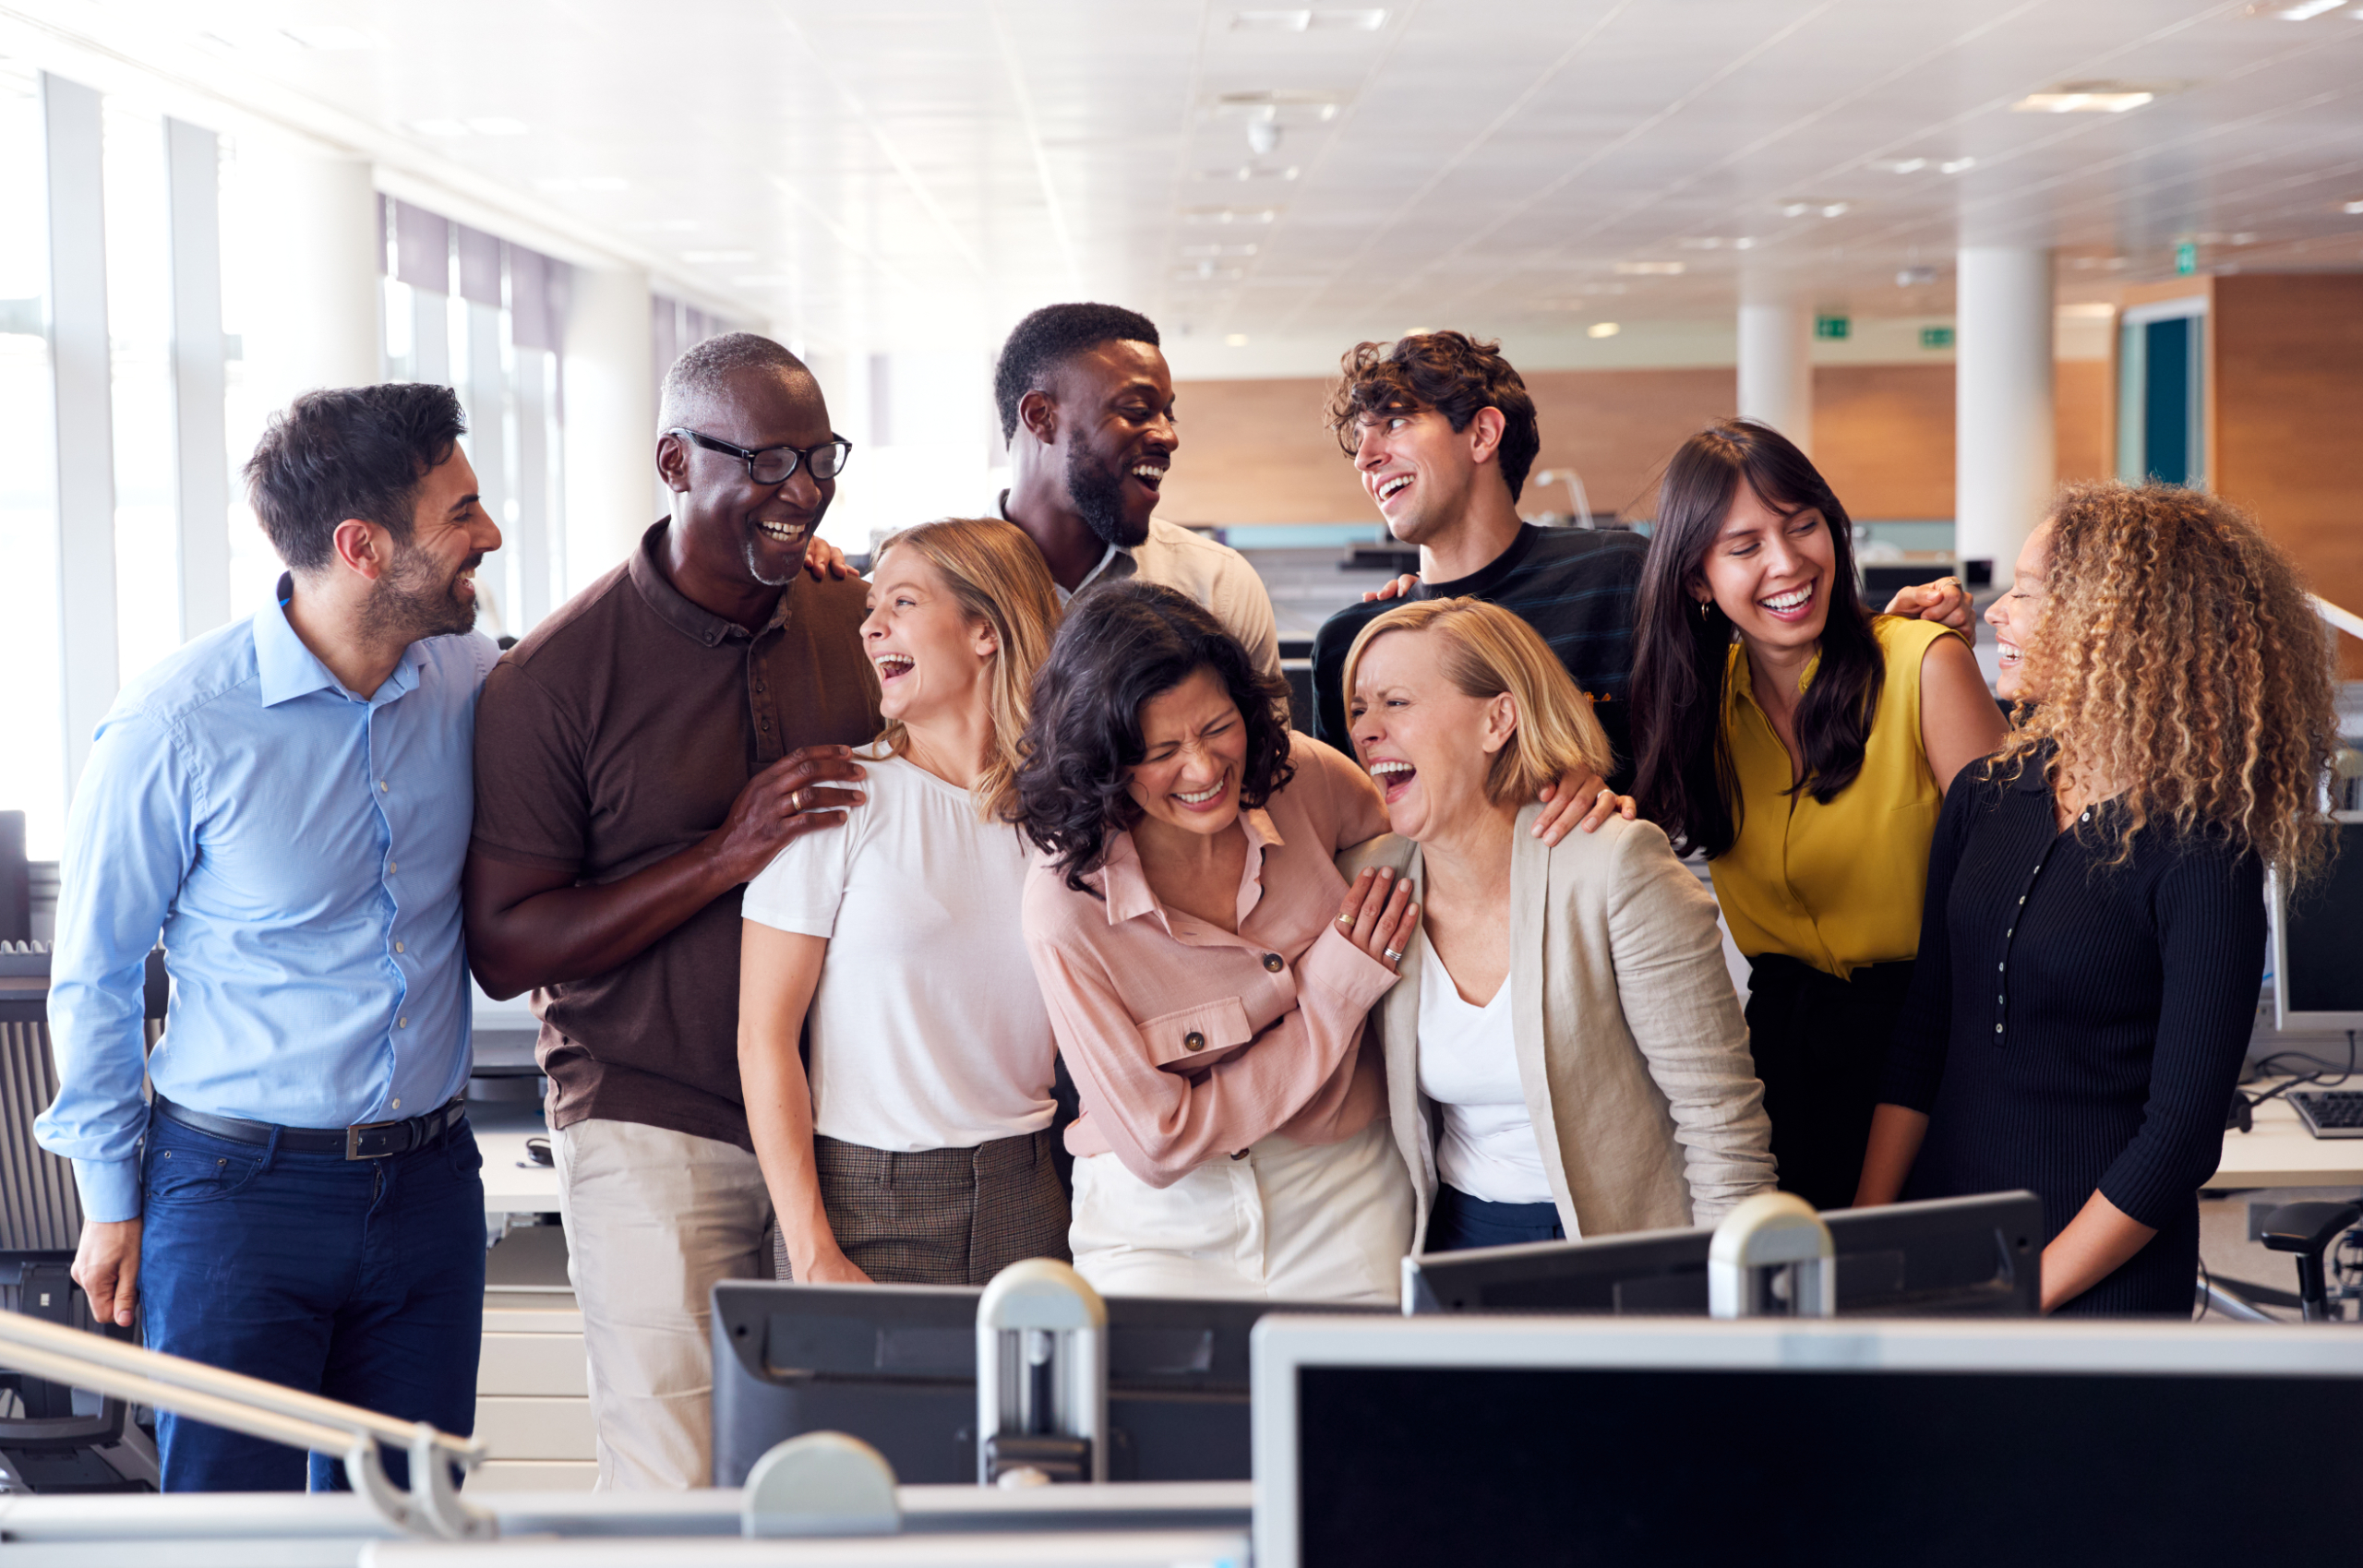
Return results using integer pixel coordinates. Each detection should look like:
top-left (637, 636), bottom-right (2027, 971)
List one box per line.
top-left (1312, 525), bottom-right (1648, 788)
top-left (1879, 757), bottom-right (2265, 1316)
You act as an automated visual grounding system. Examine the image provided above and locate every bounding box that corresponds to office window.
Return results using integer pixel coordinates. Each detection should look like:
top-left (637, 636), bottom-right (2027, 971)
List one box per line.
top-left (102, 100), bottom-right (179, 685)
top-left (215, 134), bottom-right (283, 625)
top-left (0, 64), bottom-right (63, 856)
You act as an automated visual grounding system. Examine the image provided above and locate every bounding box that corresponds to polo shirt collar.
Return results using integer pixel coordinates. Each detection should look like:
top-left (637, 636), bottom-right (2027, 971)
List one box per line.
top-left (257, 573), bottom-right (426, 708)
top-left (628, 519), bottom-right (789, 647)
top-left (997, 489), bottom-right (1136, 596)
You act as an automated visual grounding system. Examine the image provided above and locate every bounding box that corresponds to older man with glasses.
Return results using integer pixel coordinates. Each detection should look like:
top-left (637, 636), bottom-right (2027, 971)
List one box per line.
top-left (462, 332), bottom-right (878, 1490)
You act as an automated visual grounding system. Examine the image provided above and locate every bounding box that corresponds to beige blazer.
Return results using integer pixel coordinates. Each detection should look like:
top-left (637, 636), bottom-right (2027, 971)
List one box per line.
top-left (1338, 803), bottom-right (1774, 1249)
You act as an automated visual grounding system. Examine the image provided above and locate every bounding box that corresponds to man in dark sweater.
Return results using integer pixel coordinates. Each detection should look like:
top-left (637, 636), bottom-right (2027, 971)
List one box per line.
top-left (1310, 332), bottom-right (1971, 792)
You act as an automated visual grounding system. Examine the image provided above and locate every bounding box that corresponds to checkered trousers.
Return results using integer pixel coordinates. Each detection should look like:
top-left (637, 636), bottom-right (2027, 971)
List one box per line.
top-left (773, 1127), bottom-right (1072, 1286)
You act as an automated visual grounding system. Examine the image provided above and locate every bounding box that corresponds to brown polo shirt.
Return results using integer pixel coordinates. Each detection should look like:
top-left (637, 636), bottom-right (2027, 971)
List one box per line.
top-left (470, 521), bottom-right (880, 1149)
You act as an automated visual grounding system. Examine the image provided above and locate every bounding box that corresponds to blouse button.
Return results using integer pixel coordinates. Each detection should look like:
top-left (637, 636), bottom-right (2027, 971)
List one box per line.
top-left (1262, 952), bottom-right (1285, 973)
top-left (1183, 1031), bottom-right (1207, 1052)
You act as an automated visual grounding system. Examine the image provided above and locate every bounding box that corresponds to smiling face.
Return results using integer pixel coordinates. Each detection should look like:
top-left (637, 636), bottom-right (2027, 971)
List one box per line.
top-left (1986, 520), bottom-right (2054, 700)
top-left (660, 365), bottom-right (837, 589)
top-left (1048, 339), bottom-right (1178, 550)
top-left (1348, 628), bottom-right (1517, 844)
top-left (1123, 665), bottom-right (1248, 838)
top-left (1351, 405), bottom-right (1501, 549)
top-left (861, 544), bottom-right (997, 729)
top-left (362, 444), bottom-right (500, 643)
top-left (1695, 482), bottom-right (1837, 658)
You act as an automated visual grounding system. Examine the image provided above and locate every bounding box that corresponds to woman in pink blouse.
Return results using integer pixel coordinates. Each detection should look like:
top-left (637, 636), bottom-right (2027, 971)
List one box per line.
top-left (1013, 581), bottom-right (1421, 1303)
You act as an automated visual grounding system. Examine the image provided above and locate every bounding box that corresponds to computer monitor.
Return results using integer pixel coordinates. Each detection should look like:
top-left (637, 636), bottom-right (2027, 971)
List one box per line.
top-left (2270, 812), bottom-right (2363, 1032)
top-left (709, 1280), bottom-right (1385, 1487)
top-left (1250, 1313), bottom-right (2363, 1568)
top-left (1403, 1191), bottom-right (2041, 1317)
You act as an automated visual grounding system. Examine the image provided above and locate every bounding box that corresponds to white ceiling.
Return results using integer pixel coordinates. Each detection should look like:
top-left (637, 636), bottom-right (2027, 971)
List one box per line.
top-left (12, 0), bottom-right (2363, 370)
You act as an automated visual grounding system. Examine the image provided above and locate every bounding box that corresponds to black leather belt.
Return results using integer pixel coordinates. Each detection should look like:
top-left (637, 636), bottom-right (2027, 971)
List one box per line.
top-left (151, 1094), bottom-right (468, 1160)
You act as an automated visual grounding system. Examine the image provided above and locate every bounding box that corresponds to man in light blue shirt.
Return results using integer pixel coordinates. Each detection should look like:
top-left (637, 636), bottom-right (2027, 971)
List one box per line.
top-left (37, 384), bottom-right (503, 1491)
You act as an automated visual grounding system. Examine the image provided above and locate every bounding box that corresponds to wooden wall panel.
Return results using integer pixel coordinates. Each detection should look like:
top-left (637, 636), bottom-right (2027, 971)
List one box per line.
top-left (2054, 359), bottom-right (2111, 485)
top-left (2210, 273), bottom-right (2363, 677)
top-left (1519, 367), bottom-right (1735, 520)
top-left (1813, 365), bottom-right (1954, 520)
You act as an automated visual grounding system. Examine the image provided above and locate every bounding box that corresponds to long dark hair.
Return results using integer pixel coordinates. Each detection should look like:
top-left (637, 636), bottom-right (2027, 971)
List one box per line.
top-left (1630, 419), bottom-right (1883, 859)
top-left (1011, 580), bottom-right (1296, 895)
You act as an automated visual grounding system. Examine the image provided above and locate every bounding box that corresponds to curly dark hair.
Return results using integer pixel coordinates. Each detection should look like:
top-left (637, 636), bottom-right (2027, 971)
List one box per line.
top-left (992, 303), bottom-right (1162, 443)
top-left (1325, 330), bottom-right (1541, 502)
top-left (1011, 580), bottom-right (1296, 896)
top-left (245, 384), bottom-right (467, 573)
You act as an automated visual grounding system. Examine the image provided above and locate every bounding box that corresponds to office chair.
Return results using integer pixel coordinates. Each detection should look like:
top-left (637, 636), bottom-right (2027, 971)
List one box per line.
top-left (2258, 1200), bottom-right (2363, 1323)
top-left (1, 940), bottom-right (162, 1490)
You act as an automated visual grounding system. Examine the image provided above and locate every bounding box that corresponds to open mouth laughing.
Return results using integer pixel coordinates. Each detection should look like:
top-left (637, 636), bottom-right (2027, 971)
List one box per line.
top-left (1374, 473), bottom-right (1413, 509)
top-left (1368, 757), bottom-right (1416, 802)
top-left (872, 652), bottom-right (915, 687)
top-left (1170, 775), bottom-right (1229, 814)
top-left (1758, 581), bottom-right (1817, 625)
top-left (1130, 461), bottom-right (1167, 497)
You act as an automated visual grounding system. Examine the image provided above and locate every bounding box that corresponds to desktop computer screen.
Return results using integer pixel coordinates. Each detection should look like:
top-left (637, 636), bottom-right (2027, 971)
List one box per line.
top-left (2273, 815), bottom-right (2363, 1029)
top-left (710, 1280), bottom-right (1385, 1487)
top-left (1404, 1191), bottom-right (2041, 1318)
top-left (1253, 1315), bottom-right (2363, 1568)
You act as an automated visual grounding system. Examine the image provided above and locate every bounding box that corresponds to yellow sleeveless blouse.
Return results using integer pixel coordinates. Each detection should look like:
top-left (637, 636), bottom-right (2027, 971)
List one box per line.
top-left (1709, 615), bottom-right (1957, 979)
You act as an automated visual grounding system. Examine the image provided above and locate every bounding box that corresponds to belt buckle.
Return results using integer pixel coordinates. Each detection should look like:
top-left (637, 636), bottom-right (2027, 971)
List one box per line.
top-left (344, 1118), bottom-right (402, 1160)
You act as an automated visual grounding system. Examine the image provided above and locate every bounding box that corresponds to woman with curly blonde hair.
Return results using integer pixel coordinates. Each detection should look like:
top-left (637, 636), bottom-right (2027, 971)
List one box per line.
top-left (1855, 483), bottom-right (2341, 1315)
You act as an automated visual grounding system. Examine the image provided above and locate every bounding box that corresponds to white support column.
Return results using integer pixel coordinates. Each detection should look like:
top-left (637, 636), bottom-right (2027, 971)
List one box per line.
top-left (1955, 247), bottom-right (2055, 589)
top-left (512, 348), bottom-right (553, 629)
top-left (237, 147), bottom-right (379, 414)
top-left (560, 265), bottom-right (654, 595)
top-left (1736, 302), bottom-right (1814, 455)
top-left (42, 72), bottom-right (118, 799)
top-left (164, 116), bottom-right (230, 640)
top-left (463, 299), bottom-right (511, 634)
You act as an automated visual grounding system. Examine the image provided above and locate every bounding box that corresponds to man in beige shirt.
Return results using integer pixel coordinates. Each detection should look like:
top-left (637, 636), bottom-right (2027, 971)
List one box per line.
top-left (992, 302), bottom-right (1282, 679)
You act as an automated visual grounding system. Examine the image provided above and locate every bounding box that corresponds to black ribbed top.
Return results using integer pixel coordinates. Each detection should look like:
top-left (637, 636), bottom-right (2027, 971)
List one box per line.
top-left (1879, 757), bottom-right (2264, 1316)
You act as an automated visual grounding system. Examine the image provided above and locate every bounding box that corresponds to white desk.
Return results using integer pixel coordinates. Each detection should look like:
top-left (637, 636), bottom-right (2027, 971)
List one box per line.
top-left (2207, 1079), bottom-right (2363, 1190)
top-left (470, 1101), bottom-right (560, 1217)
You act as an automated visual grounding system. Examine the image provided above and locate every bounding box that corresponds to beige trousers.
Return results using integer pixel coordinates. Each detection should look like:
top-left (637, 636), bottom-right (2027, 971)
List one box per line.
top-left (553, 1119), bottom-right (771, 1490)
top-left (1069, 1118), bottom-right (1413, 1306)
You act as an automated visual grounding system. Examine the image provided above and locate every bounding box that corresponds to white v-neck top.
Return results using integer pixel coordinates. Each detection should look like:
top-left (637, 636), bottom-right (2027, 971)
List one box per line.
top-left (1414, 928), bottom-right (1553, 1205)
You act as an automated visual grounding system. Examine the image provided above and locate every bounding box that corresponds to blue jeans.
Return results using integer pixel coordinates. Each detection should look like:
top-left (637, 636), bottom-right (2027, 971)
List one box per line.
top-left (1426, 1184), bottom-right (1567, 1252)
top-left (138, 1109), bottom-right (486, 1492)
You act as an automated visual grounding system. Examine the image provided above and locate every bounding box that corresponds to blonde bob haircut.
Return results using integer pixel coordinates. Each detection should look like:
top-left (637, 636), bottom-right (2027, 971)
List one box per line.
top-left (1342, 597), bottom-right (1613, 806)
top-left (869, 516), bottom-right (1062, 823)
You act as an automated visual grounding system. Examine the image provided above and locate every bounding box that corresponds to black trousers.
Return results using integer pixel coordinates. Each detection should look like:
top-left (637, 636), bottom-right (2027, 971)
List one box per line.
top-left (1745, 954), bottom-right (1917, 1212)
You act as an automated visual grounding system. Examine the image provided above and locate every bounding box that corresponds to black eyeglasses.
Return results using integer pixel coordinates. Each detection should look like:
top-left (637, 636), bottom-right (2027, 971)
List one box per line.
top-left (666, 428), bottom-right (854, 486)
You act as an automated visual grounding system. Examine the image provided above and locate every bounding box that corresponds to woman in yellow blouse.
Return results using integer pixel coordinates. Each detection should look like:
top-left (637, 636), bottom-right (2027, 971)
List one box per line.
top-left (1629, 420), bottom-right (2007, 1210)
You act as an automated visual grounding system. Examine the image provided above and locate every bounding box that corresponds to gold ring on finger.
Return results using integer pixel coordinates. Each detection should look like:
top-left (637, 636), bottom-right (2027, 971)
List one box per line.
top-left (792, 787), bottom-right (808, 813)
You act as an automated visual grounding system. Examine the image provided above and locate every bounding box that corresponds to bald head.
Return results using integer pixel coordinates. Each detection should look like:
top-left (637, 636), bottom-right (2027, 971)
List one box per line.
top-left (659, 331), bottom-right (813, 432)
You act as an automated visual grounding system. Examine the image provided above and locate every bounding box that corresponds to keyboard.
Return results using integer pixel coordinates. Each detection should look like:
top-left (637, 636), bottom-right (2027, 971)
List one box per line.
top-left (2291, 1090), bottom-right (2363, 1139)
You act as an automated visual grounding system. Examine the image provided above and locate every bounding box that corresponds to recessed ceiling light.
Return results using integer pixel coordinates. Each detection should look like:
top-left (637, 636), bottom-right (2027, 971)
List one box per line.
top-left (467, 117), bottom-right (530, 137)
top-left (1874, 159), bottom-right (1928, 174)
top-left (1217, 90), bottom-right (1348, 121)
top-left (1204, 165), bottom-right (1301, 182)
top-left (410, 119), bottom-right (470, 138)
top-left (2012, 83), bottom-right (2162, 114)
top-left (2344, 200), bottom-right (2363, 214)
top-left (1182, 207), bottom-right (1282, 225)
top-left (1778, 201), bottom-right (1850, 219)
top-left (281, 25), bottom-right (377, 49)
top-left (1586, 322), bottom-right (1620, 339)
top-left (681, 250), bottom-right (755, 264)
top-left (2244, 0), bottom-right (2344, 18)
top-left (1230, 7), bottom-right (1388, 29)
top-left (1677, 236), bottom-right (1756, 250)
top-left (1181, 243), bottom-right (1260, 257)
top-left (1613, 260), bottom-right (1684, 275)
top-left (1225, 333), bottom-right (1252, 347)
top-left (1939, 157), bottom-right (1976, 174)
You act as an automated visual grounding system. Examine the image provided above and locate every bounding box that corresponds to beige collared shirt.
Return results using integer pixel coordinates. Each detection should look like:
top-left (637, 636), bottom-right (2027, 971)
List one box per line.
top-left (998, 492), bottom-right (1283, 679)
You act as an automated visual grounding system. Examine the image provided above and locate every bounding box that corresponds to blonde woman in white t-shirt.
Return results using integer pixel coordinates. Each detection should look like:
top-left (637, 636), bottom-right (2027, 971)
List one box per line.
top-left (738, 517), bottom-right (1065, 1284)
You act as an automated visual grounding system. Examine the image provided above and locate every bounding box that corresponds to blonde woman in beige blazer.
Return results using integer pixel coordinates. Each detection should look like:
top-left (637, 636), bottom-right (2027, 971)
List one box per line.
top-left (1338, 599), bottom-right (1774, 1252)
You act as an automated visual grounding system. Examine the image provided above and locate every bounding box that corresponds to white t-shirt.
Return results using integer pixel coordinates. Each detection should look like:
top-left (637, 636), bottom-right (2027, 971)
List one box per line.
top-left (1413, 928), bottom-right (1554, 1207)
top-left (740, 744), bottom-right (1057, 1152)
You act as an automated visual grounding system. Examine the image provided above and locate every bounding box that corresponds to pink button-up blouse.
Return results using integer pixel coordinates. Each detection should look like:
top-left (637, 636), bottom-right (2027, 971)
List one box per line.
top-left (1021, 735), bottom-right (1398, 1189)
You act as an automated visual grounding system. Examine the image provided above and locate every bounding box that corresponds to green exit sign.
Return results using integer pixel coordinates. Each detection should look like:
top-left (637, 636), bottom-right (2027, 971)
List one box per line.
top-left (2175, 241), bottom-right (2197, 276)
top-left (1814, 313), bottom-right (1851, 341)
top-left (1920, 325), bottom-right (1955, 350)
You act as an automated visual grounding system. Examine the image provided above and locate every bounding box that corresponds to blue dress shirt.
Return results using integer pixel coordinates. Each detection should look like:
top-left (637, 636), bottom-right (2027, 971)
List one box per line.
top-left (36, 584), bottom-right (499, 1223)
